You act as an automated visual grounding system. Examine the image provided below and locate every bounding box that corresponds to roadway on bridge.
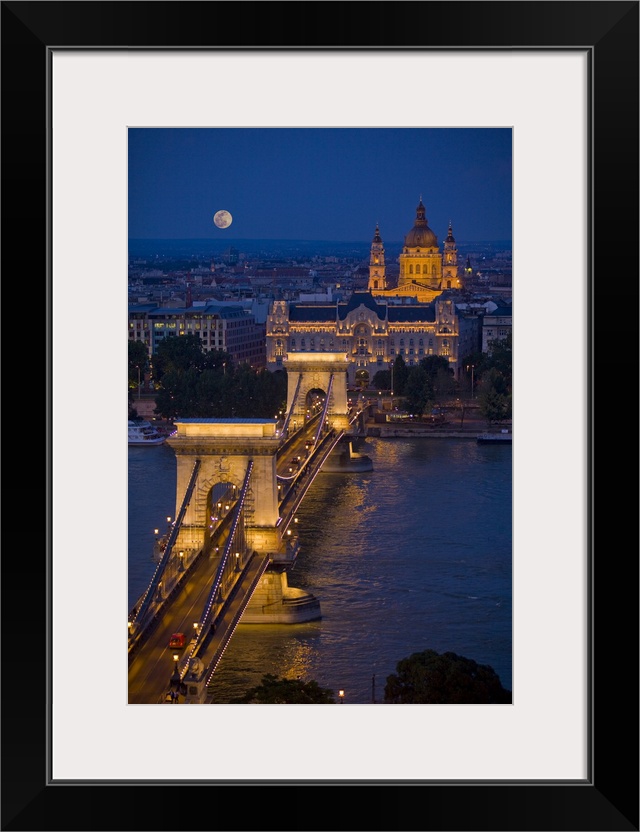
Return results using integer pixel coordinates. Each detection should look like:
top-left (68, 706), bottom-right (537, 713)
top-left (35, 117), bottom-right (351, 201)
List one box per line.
top-left (128, 413), bottom-right (351, 704)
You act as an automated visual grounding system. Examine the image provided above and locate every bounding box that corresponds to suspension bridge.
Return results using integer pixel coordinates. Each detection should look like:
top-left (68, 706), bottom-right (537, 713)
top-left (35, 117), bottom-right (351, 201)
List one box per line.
top-left (128, 354), bottom-right (369, 704)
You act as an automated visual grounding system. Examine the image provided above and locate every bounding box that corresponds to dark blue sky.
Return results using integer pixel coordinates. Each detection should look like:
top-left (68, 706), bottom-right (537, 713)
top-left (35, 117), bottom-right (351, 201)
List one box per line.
top-left (128, 128), bottom-right (512, 243)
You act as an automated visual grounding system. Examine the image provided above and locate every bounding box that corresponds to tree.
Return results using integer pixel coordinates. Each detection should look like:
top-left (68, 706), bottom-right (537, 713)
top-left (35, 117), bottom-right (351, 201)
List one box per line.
top-left (152, 333), bottom-right (209, 383)
top-left (478, 367), bottom-right (512, 423)
top-left (392, 354), bottom-right (409, 396)
top-left (229, 673), bottom-right (336, 704)
top-left (128, 340), bottom-right (149, 389)
top-left (384, 649), bottom-right (511, 704)
top-left (419, 354), bottom-right (456, 399)
top-left (403, 365), bottom-right (434, 417)
top-left (152, 352), bottom-right (288, 421)
top-left (487, 332), bottom-right (512, 382)
top-left (372, 369), bottom-right (391, 391)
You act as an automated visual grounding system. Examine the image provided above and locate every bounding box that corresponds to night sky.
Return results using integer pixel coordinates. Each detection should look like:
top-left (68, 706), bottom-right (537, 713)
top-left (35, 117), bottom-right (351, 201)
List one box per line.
top-left (128, 128), bottom-right (512, 244)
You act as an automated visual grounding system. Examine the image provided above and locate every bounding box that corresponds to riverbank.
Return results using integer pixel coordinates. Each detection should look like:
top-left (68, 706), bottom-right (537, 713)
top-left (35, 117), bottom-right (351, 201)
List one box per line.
top-left (364, 409), bottom-right (510, 439)
top-left (366, 425), bottom-right (486, 439)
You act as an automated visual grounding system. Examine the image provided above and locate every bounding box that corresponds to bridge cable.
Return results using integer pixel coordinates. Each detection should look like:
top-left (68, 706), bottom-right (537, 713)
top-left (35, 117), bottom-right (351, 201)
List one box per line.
top-left (188, 459), bottom-right (254, 660)
top-left (280, 373), bottom-right (303, 436)
top-left (131, 459), bottom-right (201, 631)
top-left (312, 373), bottom-right (334, 445)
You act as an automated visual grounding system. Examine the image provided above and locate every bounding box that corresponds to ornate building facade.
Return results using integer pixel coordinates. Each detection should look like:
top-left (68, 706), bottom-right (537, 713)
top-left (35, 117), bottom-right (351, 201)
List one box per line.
top-left (265, 199), bottom-right (477, 386)
top-left (367, 198), bottom-right (463, 300)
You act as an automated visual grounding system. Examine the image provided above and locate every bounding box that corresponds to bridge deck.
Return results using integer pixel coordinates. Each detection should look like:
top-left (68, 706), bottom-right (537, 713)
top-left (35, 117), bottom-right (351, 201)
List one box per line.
top-left (128, 408), bottom-right (363, 703)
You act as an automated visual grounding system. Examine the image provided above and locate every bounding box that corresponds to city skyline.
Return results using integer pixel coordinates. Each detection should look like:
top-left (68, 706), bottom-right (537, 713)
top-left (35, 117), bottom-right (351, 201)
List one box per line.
top-left (128, 128), bottom-right (512, 244)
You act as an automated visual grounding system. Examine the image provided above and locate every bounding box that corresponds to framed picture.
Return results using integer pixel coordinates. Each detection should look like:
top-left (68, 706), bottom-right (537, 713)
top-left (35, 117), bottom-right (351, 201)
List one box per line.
top-left (4, 1), bottom-right (637, 830)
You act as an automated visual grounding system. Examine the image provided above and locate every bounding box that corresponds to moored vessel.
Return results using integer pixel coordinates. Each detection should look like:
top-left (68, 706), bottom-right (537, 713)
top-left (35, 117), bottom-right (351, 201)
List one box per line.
top-left (477, 429), bottom-right (512, 445)
top-left (128, 419), bottom-right (166, 446)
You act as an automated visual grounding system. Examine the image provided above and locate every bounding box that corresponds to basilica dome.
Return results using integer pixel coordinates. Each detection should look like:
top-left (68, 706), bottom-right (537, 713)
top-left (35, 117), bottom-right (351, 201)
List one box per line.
top-left (404, 199), bottom-right (438, 248)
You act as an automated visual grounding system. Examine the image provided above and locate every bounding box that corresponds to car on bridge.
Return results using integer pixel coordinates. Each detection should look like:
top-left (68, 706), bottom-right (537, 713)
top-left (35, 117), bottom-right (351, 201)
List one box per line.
top-left (169, 632), bottom-right (186, 648)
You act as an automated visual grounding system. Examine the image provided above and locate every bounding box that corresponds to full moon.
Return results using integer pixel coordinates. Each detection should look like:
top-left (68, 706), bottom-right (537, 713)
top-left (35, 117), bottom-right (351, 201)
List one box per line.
top-left (213, 210), bottom-right (232, 229)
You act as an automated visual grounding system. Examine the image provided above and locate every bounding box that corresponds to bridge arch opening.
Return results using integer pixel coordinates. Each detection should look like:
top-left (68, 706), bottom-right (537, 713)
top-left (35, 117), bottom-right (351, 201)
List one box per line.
top-left (304, 388), bottom-right (326, 420)
top-left (204, 480), bottom-right (238, 551)
top-left (355, 369), bottom-right (370, 389)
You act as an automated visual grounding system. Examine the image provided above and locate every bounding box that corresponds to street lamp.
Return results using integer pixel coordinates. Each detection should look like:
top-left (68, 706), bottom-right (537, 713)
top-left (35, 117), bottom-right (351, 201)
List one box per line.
top-left (192, 622), bottom-right (199, 640)
top-left (338, 689), bottom-right (345, 704)
top-left (179, 551), bottom-right (184, 572)
top-left (467, 364), bottom-right (475, 399)
top-left (234, 552), bottom-right (240, 571)
top-left (170, 654), bottom-right (181, 702)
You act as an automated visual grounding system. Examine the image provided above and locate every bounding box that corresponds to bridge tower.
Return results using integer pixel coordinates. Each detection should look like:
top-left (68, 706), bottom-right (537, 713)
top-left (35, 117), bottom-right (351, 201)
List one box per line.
top-left (283, 352), bottom-right (351, 432)
top-left (166, 419), bottom-right (320, 626)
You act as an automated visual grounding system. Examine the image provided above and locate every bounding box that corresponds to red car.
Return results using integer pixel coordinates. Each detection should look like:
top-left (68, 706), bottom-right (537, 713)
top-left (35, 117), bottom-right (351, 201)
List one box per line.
top-left (169, 632), bottom-right (186, 649)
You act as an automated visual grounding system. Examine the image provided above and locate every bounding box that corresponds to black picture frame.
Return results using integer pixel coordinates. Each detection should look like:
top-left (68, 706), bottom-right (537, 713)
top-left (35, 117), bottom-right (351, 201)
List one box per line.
top-left (2, 2), bottom-right (638, 830)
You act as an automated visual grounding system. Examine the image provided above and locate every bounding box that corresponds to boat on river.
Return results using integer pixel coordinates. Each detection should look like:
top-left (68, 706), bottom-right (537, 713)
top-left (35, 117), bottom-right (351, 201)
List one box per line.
top-left (477, 429), bottom-right (512, 445)
top-left (128, 419), bottom-right (166, 446)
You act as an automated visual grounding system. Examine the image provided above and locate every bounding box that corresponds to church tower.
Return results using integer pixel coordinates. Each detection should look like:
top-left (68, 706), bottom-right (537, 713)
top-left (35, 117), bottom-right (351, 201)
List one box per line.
top-left (464, 255), bottom-right (473, 284)
top-left (442, 221), bottom-right (460, 289)
top-left (368, 223), bottom-right (387, 292)
top-left (398, 197), bottom-right (442, 292)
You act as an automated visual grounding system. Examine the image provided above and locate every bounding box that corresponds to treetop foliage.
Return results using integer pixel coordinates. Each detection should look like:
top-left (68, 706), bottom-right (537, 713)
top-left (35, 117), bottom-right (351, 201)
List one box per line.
top-left (134, 334), bottom-right (288, 420)
top-left (384, 648), bottom-right (511, 704)
top-left (228, 673), bottom-right (336, 704)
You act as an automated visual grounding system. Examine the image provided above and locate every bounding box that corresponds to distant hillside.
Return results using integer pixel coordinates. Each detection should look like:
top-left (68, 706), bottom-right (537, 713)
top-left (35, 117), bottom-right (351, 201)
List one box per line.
top-left (129, 238), bottom-right (512, 261)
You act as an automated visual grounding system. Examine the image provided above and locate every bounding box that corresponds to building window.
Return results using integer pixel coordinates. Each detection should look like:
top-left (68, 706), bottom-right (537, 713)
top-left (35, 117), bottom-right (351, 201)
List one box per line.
top-left (290, 338), bottom-right (296, 348)
top-left (400, 339), bottom-right (404, 346)
top-left (419, 339), bottom-right (423, 346)
top-left (409, 339), bottom-right (414, 347)
top-left (409, 265), bottom-right (413, 274)
top-left (415, 264), bottom-right (421, 274)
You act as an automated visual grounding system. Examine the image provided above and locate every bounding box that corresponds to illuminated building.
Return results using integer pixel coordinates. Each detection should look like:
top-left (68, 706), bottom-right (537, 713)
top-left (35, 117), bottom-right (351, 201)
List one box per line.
top-left (266, 199), bottom-right (478, 385)
top-left (367, 198), bottom-right (463, 299)
top-left (128, 302), bottom-right (266, 368)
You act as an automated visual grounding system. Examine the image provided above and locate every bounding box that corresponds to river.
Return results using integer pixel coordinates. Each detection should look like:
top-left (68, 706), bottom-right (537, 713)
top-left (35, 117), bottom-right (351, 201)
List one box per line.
top-left (128, 436), bottom-right (512, 704)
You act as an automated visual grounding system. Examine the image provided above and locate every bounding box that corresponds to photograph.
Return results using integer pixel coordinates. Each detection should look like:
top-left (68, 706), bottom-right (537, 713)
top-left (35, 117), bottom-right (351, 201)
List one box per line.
top-left (127, 127), bottom-right (514, 708)
top-left (3, 0), bottom-right (637, 830)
